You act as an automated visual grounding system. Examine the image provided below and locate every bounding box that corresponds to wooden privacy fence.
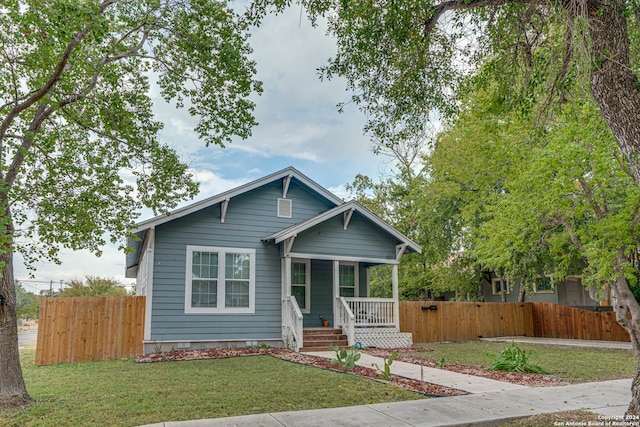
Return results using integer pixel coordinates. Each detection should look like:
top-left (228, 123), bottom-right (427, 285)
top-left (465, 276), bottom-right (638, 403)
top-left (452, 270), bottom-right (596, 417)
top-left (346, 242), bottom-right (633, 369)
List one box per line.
top-left (36, 296), bottom-right (145, 366)
top-left (531, 302), bottom-right (629, 342)
top-left (399, 301), bottom-right (630, 343)
top-left (400, 301), bottom-right (534, 343)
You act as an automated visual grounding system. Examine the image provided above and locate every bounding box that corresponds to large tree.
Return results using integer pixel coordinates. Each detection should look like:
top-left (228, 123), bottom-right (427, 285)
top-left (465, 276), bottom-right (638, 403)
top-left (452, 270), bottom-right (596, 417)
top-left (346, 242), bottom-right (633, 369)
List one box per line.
top-left (431, 83), bottom-right (640, 308)
top-left (0, 0), bottom-right (261, 409)
top-left (250, 0), bottom-right (640, 413)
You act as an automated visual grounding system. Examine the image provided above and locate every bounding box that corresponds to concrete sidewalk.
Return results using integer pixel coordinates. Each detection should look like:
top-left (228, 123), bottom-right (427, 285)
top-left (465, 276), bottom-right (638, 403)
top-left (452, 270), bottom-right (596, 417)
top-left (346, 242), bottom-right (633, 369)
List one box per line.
top-left (306, 351), bottom-right (528, 394)
top-left (139, 379), bottom-right (631, 427)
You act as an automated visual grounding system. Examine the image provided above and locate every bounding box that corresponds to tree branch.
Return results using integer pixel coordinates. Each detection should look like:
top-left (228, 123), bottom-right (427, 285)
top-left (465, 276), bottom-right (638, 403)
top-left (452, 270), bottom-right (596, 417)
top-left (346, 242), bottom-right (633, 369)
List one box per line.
top-left (0, 24), bottom-right (92, 144)
top-left (5, 103), bottom-right (54, 188)
top-left (423, 0), bottom-right (542, 36)
top-left (577, 178), bottom-right (605, 220)
top-left (58, 106), bottom-right (128, 147)
top-left (556, 215), bottom-right (583, 249)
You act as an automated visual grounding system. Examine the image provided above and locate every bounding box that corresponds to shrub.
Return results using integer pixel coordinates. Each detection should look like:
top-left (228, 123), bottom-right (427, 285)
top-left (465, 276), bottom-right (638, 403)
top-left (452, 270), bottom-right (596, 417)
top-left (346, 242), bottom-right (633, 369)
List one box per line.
top-left (486, 341), bottom-right (548, 374)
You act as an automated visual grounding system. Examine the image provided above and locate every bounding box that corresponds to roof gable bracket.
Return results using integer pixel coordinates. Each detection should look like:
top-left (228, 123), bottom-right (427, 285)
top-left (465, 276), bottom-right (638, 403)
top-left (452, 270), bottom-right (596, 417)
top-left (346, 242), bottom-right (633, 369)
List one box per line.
top-left (343, 208), bottom-right (355, 230)
top-left (282, 174), bottom-right (292, 198)
top-left (284, 235), bottom-right (297, 256)
top-left (396, 243), bottom-right (408, 262)
top-left (220, 198), bottom-right (230, 223)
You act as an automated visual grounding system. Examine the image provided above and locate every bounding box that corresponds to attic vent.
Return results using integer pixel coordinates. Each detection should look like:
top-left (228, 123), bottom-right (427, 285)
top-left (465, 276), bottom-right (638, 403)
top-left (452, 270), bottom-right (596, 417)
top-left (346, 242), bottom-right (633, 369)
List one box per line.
top-left (277, 198), bottom-right (292, 218)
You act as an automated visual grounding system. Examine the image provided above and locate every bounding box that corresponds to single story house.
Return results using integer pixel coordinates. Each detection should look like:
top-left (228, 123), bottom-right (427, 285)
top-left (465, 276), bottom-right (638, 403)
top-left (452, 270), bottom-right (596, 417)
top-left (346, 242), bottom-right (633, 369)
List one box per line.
top-left (126, 167), bottom-right (421, 353)
top-left (482, 274), bottom-right (610, 309)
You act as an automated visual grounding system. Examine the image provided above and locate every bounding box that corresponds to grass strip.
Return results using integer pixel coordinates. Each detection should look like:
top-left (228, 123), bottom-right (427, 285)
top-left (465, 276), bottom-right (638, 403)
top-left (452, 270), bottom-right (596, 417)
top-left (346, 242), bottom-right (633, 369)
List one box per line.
top-left (412, 341), bottom-right (636, 383)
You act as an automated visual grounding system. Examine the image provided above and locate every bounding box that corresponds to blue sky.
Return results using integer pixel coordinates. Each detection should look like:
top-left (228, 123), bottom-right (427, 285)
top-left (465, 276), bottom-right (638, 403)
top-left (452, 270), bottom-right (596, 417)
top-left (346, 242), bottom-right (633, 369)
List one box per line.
top-left (15, 8), bottom-right (394, 294)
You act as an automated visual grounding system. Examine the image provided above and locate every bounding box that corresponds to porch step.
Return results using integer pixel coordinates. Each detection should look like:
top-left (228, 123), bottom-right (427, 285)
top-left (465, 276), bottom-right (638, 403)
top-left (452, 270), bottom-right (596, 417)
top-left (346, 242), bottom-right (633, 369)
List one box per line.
top-left (300, 328), bottom-right (348, 352)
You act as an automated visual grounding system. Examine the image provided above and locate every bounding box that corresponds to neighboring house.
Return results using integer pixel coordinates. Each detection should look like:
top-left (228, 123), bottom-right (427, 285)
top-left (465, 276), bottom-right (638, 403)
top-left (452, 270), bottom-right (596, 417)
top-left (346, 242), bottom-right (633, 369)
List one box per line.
top-left (126, 167), bottom-right (421, 353)
top-left (481, 274), bottom-right (610, 308)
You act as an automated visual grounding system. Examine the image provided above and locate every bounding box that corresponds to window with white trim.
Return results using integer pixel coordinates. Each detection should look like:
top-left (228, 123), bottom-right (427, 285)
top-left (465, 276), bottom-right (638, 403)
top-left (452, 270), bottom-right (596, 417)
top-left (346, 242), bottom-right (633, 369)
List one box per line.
top-left (291, 259), bottom-right (310, 314)
top-left (339, 262), bottom-right (359, 297)
top-left (491, 278), bottom-right (510, 296)
top-left (185, 246), bottom-right (255, 314)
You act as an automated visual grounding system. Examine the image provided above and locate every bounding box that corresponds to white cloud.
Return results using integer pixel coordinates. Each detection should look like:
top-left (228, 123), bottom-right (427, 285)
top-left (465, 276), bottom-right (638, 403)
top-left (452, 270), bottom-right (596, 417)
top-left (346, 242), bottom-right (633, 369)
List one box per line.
top-left (328, 184), bottom-right (350, 201)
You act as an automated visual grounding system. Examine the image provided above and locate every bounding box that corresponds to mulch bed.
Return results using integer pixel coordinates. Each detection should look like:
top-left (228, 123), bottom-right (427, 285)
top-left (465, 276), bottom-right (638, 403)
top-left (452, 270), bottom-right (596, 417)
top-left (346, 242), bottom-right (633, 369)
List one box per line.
top-left (134, 347), bottom-right (566, 395)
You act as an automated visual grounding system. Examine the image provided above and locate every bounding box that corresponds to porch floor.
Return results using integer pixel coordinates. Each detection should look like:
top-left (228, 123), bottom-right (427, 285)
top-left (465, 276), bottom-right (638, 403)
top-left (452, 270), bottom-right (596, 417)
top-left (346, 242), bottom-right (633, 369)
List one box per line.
top-left (299, 328), bottom-right (347, 352)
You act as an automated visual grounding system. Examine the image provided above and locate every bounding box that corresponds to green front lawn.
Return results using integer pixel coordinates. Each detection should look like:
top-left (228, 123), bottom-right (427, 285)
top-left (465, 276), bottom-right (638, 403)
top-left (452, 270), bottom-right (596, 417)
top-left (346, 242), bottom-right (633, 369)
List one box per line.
top-left (1, 350), bottom-right (422, 427)
top-left (411, 341), bottom-right (637, 383)
top-left (4, 340), bottom-right (637, 426)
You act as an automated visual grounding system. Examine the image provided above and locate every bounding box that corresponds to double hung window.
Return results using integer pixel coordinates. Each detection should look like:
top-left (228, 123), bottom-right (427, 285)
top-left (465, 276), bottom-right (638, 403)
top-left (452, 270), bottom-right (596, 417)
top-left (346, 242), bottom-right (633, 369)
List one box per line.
top-left (186, 246), bottom-right (255, 313)
top-left (291, 259), bottom-right (310, 313)
top-left (339, 262), bottom-right (358, 298)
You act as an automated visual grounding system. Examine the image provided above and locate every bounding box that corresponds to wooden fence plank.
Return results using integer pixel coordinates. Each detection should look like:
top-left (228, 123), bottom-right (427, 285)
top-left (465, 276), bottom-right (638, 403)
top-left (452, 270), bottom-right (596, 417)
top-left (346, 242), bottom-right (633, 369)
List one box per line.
top-left (399, 301), bottom-right (533, 343)
top-left (400, 301), bottom-right (630, 343)
top-left (35, 296), bottom-right (145, 366)
top-left (530, 302), bottom-right (629, 342)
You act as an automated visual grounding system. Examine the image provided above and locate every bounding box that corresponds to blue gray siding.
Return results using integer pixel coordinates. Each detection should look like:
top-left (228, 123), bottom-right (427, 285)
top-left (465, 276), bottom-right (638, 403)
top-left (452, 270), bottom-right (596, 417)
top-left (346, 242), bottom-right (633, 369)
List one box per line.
top-left (482, 278), bottom-right (559, 304)
top-left (150, 180), bottom-right (334, 341)
top-left (305, 260), bottom-right (334, 327)
top-left (291, 214), bottom-right (399, 260)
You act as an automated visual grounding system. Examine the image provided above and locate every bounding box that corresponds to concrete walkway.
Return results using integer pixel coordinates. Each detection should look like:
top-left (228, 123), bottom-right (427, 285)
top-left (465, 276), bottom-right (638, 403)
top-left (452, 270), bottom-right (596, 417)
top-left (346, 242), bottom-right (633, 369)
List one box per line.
top-left (139, 379), bottom-right (631, 427)
top-left (305, 351), bottom-right (528, 394)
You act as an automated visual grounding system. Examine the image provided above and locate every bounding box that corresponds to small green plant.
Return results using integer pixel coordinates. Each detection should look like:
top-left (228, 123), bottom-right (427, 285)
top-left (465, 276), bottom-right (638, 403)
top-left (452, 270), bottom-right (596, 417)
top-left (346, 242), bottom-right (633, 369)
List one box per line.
top-left (252, 342), bottom-right (271, 349)
top-left (435, 356), bottom-right (446, 368)
top-left (486, 341), bottom-right (548, 374)
top-left (329, 345), bottom-right (361, 371)
top-left (372, 350), bottom-right (398, 380)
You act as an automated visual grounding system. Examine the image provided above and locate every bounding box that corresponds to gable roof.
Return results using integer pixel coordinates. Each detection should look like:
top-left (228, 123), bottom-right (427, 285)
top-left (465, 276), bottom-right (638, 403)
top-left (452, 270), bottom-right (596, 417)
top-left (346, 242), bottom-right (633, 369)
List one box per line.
top-left (263, 200), bottom-right (422, 254)
top-left (131, 166), bottom-right (344, 233)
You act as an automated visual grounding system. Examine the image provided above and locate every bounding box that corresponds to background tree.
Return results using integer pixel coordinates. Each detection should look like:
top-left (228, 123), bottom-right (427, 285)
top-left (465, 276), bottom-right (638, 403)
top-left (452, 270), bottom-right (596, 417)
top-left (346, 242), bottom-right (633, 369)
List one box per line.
top-left (347, 133), bottom-right (470, 300)
top-left (431, 79), bottom-right (640, 347)
top-left (58, 276), bottom-right (128, 298)
top-left (0, 0), bottom-right (261, 409)
top-left (14, 282), bottom-right (39, 320)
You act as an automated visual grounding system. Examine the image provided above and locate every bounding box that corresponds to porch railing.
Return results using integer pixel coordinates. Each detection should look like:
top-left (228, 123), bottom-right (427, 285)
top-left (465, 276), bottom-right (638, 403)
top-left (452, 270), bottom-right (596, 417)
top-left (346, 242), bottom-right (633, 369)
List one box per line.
top-left (283, 296), bottom-right (303, 351)
top-left (337, 297), bottom-right (355, 346)
top-left (344, 297), bottom-right (396, 327)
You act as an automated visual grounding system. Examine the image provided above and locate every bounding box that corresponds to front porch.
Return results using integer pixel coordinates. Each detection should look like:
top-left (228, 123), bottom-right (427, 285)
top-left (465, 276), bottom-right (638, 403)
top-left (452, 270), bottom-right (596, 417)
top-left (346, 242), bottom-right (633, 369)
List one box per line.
top-left (284, 295), bottom-right (413, 352)
top-left (263, 200), bottom-right (421, 352)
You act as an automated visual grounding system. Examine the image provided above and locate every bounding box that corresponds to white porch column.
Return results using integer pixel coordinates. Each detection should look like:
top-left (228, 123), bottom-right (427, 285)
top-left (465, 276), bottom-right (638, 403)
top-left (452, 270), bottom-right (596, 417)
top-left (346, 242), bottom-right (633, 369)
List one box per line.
top-left (281, 257), bottom-right (292, 340)
top-left (333, 260), bottom-right (340, 325)
top-left (284, 256), bottom-right (292, 298)
top-left (365, 267), bottom-right (371, 298)
top-left (392, 264), bottom-right (399, 328)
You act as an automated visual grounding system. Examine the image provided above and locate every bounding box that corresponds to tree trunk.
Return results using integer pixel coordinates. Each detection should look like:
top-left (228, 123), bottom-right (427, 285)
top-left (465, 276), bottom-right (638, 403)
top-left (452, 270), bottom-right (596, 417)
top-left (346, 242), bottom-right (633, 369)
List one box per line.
top-left (581, 5), bottom-right (640, 415)
top-left (586, 0), bottom-right (640, 187)
top-left (0, 249), bottom-right (32, 410)
top-left (607, 253), bottom-right (640, 415)
top-left (613, 274), bottom-right (640, 416)
top-left (498, 269), bottom-right (507, 303)
top-left (517, 282), bottom-right (526, 302)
